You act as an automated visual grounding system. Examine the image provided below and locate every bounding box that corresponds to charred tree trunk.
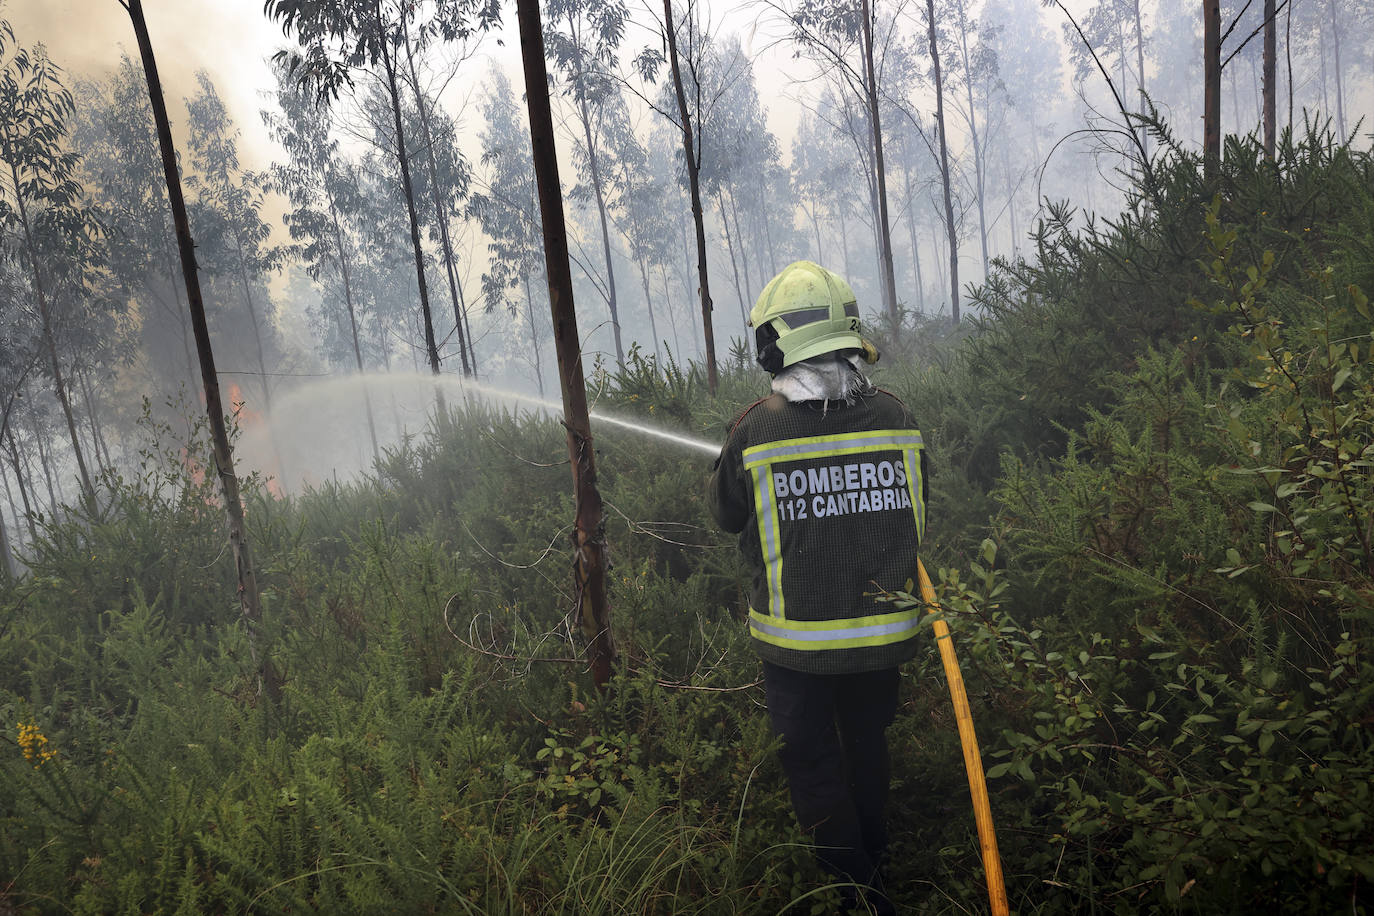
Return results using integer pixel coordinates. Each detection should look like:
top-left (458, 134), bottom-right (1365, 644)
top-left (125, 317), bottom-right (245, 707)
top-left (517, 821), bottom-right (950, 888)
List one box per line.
top-left (1204, 0), bottom-right (1221, 180)
top-left (517, 0), bottom-right (615, 689)
top-left (664, 0), bottom-right (718, 392)
top-left (1263, 0), bottom-right (1276, 156)
top-left (926, 0), bottom-right (960, 325)
top-left (125, 0), bottom-right (279, 701)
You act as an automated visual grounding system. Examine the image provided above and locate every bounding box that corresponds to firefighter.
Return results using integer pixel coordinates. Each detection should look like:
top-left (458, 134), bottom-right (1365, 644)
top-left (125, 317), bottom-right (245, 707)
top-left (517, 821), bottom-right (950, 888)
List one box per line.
top-left (709, 261), bottom-right (927, 915)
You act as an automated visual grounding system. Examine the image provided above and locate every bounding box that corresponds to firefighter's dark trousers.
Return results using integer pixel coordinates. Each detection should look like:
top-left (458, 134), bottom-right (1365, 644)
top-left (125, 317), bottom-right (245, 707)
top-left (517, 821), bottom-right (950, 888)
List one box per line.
top-left (763, 660), bottom-right (900, 907)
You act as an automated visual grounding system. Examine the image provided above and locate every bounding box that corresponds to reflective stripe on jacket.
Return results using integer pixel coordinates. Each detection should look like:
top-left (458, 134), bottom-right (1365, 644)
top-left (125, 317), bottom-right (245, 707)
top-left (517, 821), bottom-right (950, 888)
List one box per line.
top-left (709, 391), bottom-right (928, 674)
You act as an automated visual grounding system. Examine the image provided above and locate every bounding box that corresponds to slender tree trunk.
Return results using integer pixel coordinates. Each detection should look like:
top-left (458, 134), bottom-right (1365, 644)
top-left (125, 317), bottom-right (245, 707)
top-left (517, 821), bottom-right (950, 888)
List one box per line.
top-left (228, 222), bottom-right (290, 489)
top-left (329, 199), bottom-right (381, 465)
top-left (0, 464), bottom-right (15, 578)
top-left (574, 92), bottom-right (626, 370)
top-left (30, 410), bottom-right (58, 511)
top-left (372, 0), bottom-right (443, 391)
top-left (523, 271), bottom-right (546, 398)
top-left (1326, 0), bottom-right (1345, 135)
top-left (926, 0), bottom-right (960, 324)
top-left (954, 1), bottom-right (989, 278)
top-left (664, 0), bottom-right (717, 392)
top-left (725, 184), bottom-right (754, 302)
top-left (637, 256), bottom-right (663, 362)
top-left (1131, 0), bottom-right (1149, 161)
top-left (1284, 0), bottom-right (1293, 131)
top-left (126, 0), bottom-right (278, 701)
top-left (2, 151), bottom-right (96, 506)
top-left (659, 263), bottom-right (683, 358)
top-left (5, 426), bottom-right (38, 550)
top-left (402, 17), bottom-right (473, 377)
top-left (78, 368), bottom-right (112, 474)
top-left (861, 0), bottom-right (899, 318)
top-left (838, 205), bottom-right (853, 279)
top-left (717, 188), bottom-right (749, 333)
top-left (1203, 0), bottom-right (1221, 180)
top-left (516, 0), bottom-right (615, 688)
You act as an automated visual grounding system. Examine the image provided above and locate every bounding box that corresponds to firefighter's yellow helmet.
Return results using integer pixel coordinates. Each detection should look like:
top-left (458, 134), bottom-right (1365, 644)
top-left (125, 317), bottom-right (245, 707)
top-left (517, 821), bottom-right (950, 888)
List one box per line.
top-left (750, 261), bottom-right (876, 371)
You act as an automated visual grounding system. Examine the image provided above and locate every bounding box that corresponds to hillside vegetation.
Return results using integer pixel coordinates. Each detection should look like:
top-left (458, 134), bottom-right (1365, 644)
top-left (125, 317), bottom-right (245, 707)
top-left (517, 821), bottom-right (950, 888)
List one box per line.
top-left (2, 128), bottom-right (1372, 913)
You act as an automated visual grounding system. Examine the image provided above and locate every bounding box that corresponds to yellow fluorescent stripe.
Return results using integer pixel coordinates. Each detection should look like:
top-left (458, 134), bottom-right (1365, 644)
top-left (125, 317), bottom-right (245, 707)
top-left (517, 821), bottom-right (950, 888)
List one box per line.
top-left (749, 607), bottom-right (920, 631)
top-left (742, 430), bottom-right (924, 470)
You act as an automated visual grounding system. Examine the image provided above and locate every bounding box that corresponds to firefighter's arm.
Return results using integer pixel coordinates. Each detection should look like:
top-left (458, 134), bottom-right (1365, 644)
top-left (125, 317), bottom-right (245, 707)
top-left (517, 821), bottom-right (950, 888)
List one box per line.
top-left (708, 440), bottom-right (750, 534)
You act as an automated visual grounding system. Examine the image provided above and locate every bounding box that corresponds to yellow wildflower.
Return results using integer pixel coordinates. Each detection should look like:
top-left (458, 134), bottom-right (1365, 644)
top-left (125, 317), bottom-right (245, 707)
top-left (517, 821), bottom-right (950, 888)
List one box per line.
top-left (17, 721), bottom-right (57, 767)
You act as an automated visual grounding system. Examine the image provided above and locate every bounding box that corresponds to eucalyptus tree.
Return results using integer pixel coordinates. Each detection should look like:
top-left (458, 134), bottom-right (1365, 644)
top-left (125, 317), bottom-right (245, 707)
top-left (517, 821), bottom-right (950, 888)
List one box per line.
top-left (469, 68), bottom-right (550, 396)
top-left (399, 13), bottom-right (477, 376)
top-left (920, 0), bottom-right (960, 323)
top-left (1065, 0), bottom-right (1151, 156)
top-left (264, 60), bottom-right (382, 462)
top-left (72, 56), bottom-right (197, 395)
top-left (265, 0), bottom-right (500, 382)
top-left (185, 74), bottom-right (284, 418)
top-left (608, 119), bottom-right (673, 362)
top-left (0, 26), bottom-right (106, 506)
top-left (542, 0), bottom-right (632, 369)
top-left (771, 0), bottom-right (901, 319)
top-left (634, 0), bottom-right (725, 391)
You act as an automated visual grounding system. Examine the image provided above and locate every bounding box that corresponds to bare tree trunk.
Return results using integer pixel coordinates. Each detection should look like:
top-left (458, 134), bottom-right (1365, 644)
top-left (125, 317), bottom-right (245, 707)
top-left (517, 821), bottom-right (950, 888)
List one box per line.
top-left (29, 410), bottom-right (58, 511)
top-left (523, 271), bottom-right (546, 398)
top-left (1, 147), bottom-right (96, 506)
top-left (126, 0), bottom-right (279, 701)
top-left (5, 426), bottom-right (38, 554)
top-left (329, 200), bottom-right (381, 466)
top-left (926, 0), bottom-right (960, 325)
top-left (1132, 0), bottom-right (1150, 161)
top-left (371, 0), bottom-right (443, 392)
top-left (0, 465), bottom-right (15, 577)
top-left (725, 184), bottom-right (754, 303)
top-left (658, 263), bottom-right (683, 357)
top-left (1203, 0), bottom-right (1221, 180)
top-left (637, 256), bottom-right (663, 363)
top-left (953, 0), bottom-right (989, 279)
top-left (228, 222), bottom-right (290, 489)
top-left (402, 17), bottom-right (473, 377)
top-left (517, 0), bottom-right (615, 689)
top-left (575, 91), bottom-right (625, 370)
top-left (861, 0), bottom-right (899, 318)
top-left (717, 188), bottom-right (749, 332)
top-left (1326, 0), bottom-right (1345, 135)
top-left (664, 0), bottom-right (718, 392)
top-left (78, 368), bottom-right (112, 475)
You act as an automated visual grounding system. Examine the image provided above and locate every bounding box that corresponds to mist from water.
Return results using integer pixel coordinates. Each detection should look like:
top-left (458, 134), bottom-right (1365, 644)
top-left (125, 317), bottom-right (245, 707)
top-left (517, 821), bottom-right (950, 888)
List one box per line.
top-left (236, 372), bottom-right (722, 493)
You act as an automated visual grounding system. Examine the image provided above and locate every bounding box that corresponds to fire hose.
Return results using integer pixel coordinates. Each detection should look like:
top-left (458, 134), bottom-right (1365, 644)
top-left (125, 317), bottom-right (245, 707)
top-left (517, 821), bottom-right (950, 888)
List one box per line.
top-left (917, 559), bottom-right (1009, 916)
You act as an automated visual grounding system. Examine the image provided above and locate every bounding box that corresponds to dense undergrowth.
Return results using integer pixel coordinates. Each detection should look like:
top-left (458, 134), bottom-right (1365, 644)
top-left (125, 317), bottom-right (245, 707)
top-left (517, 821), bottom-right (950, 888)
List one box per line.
top-left (3, 127), bottom-right (1372, 913)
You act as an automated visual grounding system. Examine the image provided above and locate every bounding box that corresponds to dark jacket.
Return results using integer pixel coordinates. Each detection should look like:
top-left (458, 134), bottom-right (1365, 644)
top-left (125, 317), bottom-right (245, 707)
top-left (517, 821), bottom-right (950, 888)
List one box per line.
top-left (709, 389), bottom-right (928, 674)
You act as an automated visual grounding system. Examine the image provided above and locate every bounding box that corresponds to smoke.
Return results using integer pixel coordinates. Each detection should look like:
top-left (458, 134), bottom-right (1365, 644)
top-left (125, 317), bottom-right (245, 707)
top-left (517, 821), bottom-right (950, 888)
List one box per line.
top-left (7, 0), bottom-right (285, 170)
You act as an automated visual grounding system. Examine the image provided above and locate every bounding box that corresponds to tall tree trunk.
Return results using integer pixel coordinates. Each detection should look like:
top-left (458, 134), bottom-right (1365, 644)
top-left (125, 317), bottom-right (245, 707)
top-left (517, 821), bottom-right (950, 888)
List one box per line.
top-left (78, 368), bottom-right (112, 474)
top-left (517, 0), bottom-right (615, 688)
top-left (1131, 0), bottom-right (1150, 161)
top-left (30, 410), bottom-right (58, 511)
top-left (0, 464), bottom-right (15, 578)
top-left (523, 272), bottom-right (546, 398)
top-left (402, 17), bottom-right (473, 377)
top-left (926, 0), bottom-right (960, 325)
top-left (1326, 0), bottom-right (1345, 135)
top-left (574, 91), bottom-right (625, 370)
top-left (637, 256), bottom-right (663, 362)
top-left (725, 184), bottom-right (754, 303)
top-left (1, 150), bottom-right (96, 506)
top-left (954, 0), bottom-right (989, 278)
top-left (228, 222), bottom-right (290, 490)
top-left (658, 263), bottom-right (683, 358)
top-left (373, 0), bottom-right (443, 389)
top-left (1203, 0), bottom-right (1221, 180)
top-left (838, 205), bottom-right (853, 279)
top-left (717, 188), bottom-right (749, 332)
top-left (861, 0), bottom-right (899, 318)
top-left (329, 199), bottom-right (381, 466)
top-left (664, 0), bottom-right (718, 392)
top-left (4, 426), bottom-right (37, 544)
top-left (126, 0), bottom-right (279, 701)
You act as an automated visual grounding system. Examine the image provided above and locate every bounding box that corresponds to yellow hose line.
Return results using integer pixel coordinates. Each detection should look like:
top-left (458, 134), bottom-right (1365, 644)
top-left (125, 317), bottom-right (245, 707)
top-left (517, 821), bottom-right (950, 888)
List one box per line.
top-left (918, 559), bottom-right (1009, 916)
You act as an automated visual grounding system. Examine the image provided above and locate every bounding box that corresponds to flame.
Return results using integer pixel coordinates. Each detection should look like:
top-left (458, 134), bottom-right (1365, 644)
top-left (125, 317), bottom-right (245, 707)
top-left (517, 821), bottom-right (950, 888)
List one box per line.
top-left (222, 382), bottom-right (286, 499)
